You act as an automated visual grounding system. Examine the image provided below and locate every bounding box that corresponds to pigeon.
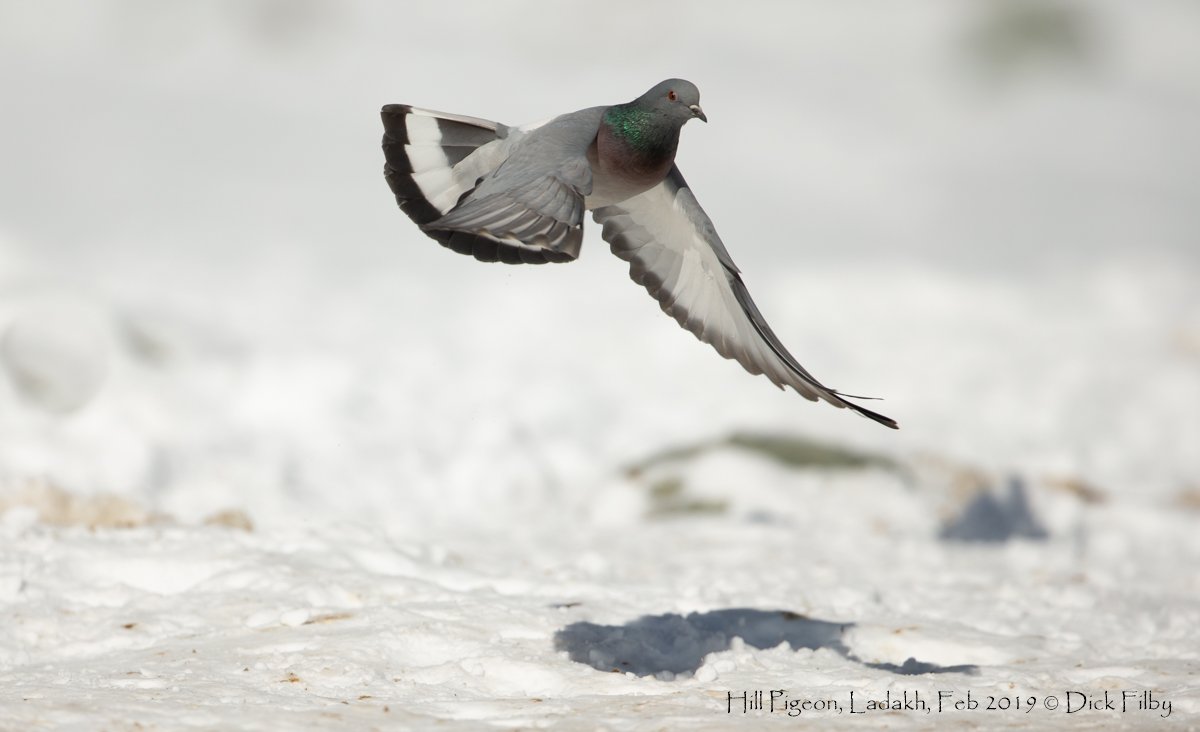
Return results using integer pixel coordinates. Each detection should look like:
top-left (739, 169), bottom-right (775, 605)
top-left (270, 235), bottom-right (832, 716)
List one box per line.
top-left (380, 80), bottom-right (897, 429)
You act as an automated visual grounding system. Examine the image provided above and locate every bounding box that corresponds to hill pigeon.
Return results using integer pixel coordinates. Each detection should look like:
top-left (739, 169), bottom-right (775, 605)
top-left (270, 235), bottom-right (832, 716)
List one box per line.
top-left (380, 80), bottom-right (897, 429)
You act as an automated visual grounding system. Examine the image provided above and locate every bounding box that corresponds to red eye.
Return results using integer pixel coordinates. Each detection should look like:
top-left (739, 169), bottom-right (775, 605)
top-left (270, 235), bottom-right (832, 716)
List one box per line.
top-left (667, 90), bottom-right (677, 101)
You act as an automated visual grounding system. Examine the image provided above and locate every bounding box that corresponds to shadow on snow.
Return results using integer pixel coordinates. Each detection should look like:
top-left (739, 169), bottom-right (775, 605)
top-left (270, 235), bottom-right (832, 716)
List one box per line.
top-left (555, 608), bottom-right (977, 678)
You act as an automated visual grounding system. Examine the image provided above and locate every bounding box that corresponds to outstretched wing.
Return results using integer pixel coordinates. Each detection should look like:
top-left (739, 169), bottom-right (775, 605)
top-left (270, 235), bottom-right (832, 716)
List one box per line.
top-left (427, 155), bottom-right (590, 264)
top-left (592, 166), bottom-right (897, 429)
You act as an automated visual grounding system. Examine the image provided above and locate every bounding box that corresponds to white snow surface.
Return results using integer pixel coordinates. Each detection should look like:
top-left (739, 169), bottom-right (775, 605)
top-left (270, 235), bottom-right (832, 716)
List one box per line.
top-left (1, 1), bottom-right (1199, 729)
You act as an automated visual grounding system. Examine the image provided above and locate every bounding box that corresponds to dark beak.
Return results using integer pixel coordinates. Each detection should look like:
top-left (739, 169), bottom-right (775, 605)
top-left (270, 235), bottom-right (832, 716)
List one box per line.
top-left (688, 104), bottom-right (707, 123)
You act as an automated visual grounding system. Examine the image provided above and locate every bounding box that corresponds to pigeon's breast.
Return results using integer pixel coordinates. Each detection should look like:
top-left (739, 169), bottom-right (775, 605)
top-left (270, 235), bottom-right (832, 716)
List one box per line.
top-left (584, 125), bottom-right (677, 209)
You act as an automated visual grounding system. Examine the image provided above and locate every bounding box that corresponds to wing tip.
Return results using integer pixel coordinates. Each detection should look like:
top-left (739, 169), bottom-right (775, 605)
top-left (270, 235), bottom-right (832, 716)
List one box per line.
top-left (850, 401), bottom-right (899, 430)
top-left (828, 389), bottom-right (898, 429)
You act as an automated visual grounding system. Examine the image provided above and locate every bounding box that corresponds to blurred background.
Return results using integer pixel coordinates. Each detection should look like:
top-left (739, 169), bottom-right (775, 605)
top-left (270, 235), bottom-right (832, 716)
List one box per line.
top-left (0, 0), bottom-right (1197, 533)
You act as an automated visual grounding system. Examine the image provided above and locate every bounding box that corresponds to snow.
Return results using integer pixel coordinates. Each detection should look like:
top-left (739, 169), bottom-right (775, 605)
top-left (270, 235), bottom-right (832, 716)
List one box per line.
top-left (1, 1), bottom-right (1199, 728)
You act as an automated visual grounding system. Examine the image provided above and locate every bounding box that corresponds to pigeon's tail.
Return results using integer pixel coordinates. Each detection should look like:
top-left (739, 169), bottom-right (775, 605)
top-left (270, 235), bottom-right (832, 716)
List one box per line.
top-left (381, 105), bottom-right (569, 265)
top-left (381, 105), bottom-right (498, 225)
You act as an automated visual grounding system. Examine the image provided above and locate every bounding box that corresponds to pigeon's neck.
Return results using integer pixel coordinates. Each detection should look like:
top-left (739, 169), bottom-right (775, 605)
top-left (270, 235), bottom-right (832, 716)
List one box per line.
top-left (601, 103), bottom-right (680, 162)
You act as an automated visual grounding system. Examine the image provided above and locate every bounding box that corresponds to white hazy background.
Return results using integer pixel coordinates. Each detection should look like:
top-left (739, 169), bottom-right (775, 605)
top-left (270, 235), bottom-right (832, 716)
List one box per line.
top-left (1, 0), bottom-right (1198, 531)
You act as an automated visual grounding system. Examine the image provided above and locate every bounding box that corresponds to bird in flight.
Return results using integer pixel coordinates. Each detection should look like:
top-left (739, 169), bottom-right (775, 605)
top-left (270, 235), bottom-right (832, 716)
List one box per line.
top-left (380, 79), bottom-right (897, 429)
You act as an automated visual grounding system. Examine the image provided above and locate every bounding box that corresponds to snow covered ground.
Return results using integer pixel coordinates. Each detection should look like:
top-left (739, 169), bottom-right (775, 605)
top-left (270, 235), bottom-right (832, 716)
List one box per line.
top-left (1, 1), bottom-right (1198, 728)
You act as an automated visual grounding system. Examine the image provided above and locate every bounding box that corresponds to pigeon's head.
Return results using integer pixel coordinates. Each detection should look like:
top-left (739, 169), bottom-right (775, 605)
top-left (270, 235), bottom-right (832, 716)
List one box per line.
top-left (638, 79), bottom-right (707, 124)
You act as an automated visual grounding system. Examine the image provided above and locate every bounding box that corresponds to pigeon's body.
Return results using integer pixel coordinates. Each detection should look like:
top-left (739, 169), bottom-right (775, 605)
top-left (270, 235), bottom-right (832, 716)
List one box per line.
top-left (381, 80), bottom-right (898, 429)
top-left (587, 103), bottom-right (682, 207)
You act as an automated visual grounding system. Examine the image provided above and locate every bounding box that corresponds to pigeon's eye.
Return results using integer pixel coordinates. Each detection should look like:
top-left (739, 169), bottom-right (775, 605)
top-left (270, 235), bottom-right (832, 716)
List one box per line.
top-left (667, 90), bottom-right (677, 102)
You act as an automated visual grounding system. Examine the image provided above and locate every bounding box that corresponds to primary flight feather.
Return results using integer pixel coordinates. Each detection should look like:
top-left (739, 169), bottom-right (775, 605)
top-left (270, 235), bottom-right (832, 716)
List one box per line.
top-left (380, 79), bottom-right (897, 429)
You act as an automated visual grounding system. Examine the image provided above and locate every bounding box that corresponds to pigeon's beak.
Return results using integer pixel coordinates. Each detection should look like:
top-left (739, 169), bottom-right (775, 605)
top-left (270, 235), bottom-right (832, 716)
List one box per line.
top-left (688, 104), bottom-right (707, 123)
